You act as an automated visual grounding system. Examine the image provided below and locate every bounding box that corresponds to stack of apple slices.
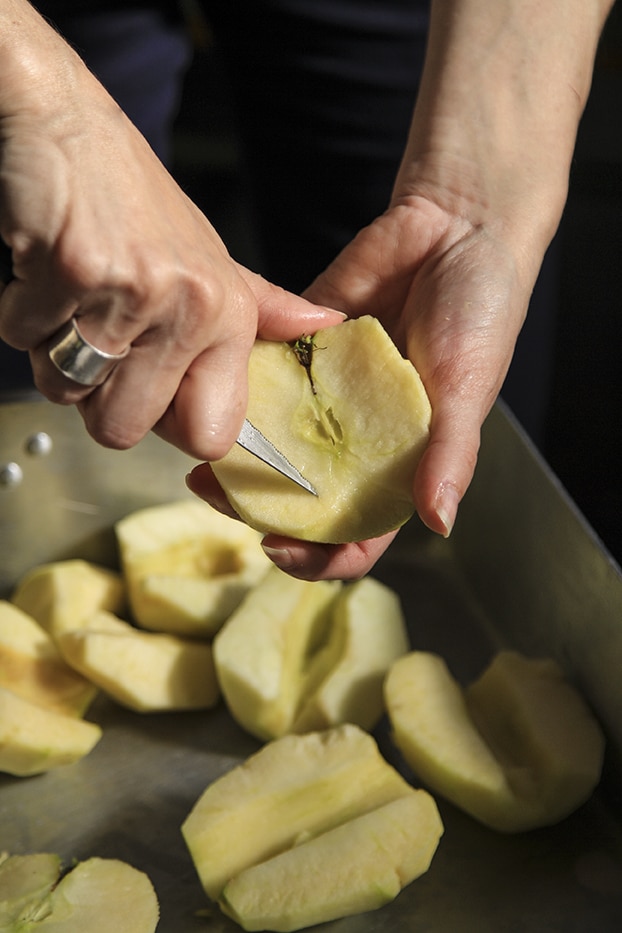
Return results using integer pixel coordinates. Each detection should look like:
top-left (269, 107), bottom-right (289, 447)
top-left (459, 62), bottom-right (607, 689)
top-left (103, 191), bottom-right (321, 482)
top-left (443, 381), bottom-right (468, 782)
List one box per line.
top-left (182, 724), bottom-right (444, 932)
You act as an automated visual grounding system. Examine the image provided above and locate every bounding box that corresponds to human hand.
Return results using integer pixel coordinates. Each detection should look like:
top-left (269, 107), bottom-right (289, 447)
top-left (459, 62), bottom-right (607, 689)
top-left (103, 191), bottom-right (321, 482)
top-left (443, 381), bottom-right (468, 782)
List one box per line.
top-left (0, 1), bottom-right (341, 459)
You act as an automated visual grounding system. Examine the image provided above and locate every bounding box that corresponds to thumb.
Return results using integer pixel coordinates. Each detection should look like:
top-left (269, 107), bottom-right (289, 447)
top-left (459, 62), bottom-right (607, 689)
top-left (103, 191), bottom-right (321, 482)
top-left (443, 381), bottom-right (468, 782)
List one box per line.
top-left (237, 266), bottom-right (347, 341)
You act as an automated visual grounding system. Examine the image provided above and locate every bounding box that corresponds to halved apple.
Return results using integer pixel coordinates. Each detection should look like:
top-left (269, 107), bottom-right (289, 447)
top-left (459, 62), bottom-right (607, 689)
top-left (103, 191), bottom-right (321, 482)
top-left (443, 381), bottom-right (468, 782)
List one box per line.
top-left (182, 723), bottom-right (443, 930)
top-left (58, 610), bottom-right (220, 713)
top-left (115, 499), bottom-right (271, 637)
top-left (210, 316), bottom-right (431, 543)
top-left (0, 600), bottom-right (97, 717)
top-left (0, 853), bottom-right (159, 933)
top-left (384, 650), bottom-right (606, 832)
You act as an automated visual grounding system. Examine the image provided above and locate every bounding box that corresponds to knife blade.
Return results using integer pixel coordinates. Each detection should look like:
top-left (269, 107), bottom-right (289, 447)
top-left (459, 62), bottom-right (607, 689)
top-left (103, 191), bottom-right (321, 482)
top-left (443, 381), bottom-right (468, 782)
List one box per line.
top-left (0, 239), bottom-right (317, 494)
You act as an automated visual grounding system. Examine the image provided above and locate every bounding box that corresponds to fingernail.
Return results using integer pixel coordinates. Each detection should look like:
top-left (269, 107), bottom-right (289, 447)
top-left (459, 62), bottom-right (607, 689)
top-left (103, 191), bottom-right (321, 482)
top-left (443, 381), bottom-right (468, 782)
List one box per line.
top-left (435, 483), bottom-right (460, 538)
top-left (261, 543), bottom-right (296, 571)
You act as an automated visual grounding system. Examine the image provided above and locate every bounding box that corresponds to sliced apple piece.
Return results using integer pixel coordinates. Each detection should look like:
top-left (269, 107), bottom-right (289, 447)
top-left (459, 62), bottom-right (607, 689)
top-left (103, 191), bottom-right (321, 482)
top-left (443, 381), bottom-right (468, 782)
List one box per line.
top-left (0, 852), bottom-right (61, 928)
top-left (292, 576), bottom-right (409, 733)
top-left (0, 600), bottom-right (97, 717)
top-left (59, 610), bottom-right (219, 713)
top-left (384, 650), bottom-right (606, 832)
top-left (213, 567), bottom-right (341, 740)
top-left (0, 854), bottom-right (159, 933)
top-left (12, 560), bottom-right (125, 640)
top-left (210, 316), bottom-right (431, 543)
top-left (115, 499), bottom-right (271, 636)
top-left (221, 792), bottom-right (442, 932)
top-left (182, 723), bottom-right (442, 912)
top-left (0, 686), bottom-right (102, 776)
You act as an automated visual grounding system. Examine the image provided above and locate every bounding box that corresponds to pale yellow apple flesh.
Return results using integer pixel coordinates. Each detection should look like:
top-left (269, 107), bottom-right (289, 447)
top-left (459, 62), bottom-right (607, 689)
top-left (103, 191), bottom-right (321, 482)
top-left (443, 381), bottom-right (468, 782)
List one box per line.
top-left (220, 792), bottom-right (443, 932)
top-left (115, 499), bottom-right (271, 636)
top-left (0, 686), bottom-right (102, 776)
top-left (211, 316), bottom-right (431, 543)
top-left (0, 854), bottom-right (159, 933)
top-left (11, 560), bottom-right (125, 640)
top-left (59, 610), bottom-right (220, 713)
top-left (0, 601), bottom-right (97, 717)
top-left (213, 567), bottom-right (341, 740)
top-left (182, 724), bottom-right (441, 908)
top-left (384, 650), bottom-right (606, 832)
top-left (292, 576), bottom-right (409, 734)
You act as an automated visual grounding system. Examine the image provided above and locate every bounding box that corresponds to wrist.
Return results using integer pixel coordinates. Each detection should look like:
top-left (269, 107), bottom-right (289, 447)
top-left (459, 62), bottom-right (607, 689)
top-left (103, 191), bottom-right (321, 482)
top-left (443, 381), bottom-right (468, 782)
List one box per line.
top-left (392, 0), bottom-right (613, 268)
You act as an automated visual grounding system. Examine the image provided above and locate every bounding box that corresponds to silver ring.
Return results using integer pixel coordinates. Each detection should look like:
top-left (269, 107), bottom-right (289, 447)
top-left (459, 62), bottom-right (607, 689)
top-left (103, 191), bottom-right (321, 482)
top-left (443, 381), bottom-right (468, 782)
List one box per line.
top-left (48, 318), bottom-right (130, 386)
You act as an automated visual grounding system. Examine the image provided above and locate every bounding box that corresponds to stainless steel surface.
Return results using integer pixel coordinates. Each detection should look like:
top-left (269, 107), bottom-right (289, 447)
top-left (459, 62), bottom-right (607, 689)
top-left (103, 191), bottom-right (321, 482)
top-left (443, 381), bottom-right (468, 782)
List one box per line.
top-left (237, 418), bottom-right (317, 494)
top-left (1, 397), bottom-right (622, 931)
top-left (48, 317), bottom-right (131, 386)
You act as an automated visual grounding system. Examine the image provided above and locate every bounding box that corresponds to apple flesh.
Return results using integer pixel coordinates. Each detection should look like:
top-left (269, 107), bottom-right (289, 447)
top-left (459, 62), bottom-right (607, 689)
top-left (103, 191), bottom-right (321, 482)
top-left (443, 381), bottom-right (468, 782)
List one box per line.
top-left (221, 792), bottom-right (443, 932)
top-left (292, 576), bottom-right (409, 734)
top-left (182, 724), bottom-right (442, 923)
top-left (11, 560), bottom-right (125, 640)
top-left (213, 567), bottom-right (341, 740)
top-left (59, 610), bottom-right (220, 713)
top-left (0, 686), bottom-right (102, 776)
top-left (384, 650), bottom-right (606, 832)
top-left (0, 854), bottom-right (159, 933)
top-left (0, 600), bottom-right (97, 718)
top-left (115, 499), bottom-right (271, 637)
top-left (210, 316), bottom-right (431, 543)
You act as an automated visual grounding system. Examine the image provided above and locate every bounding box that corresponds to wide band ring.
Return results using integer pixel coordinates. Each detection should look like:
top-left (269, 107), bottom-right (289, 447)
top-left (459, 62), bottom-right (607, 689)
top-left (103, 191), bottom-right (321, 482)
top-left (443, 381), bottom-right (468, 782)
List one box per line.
top-left (48, 318), bottom-right (130, 386)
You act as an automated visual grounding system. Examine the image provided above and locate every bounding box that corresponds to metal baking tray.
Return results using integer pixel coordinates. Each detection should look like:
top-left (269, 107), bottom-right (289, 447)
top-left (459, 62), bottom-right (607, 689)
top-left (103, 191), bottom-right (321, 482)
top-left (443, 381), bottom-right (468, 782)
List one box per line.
top-left (1, 395), bottom-right (622, 931)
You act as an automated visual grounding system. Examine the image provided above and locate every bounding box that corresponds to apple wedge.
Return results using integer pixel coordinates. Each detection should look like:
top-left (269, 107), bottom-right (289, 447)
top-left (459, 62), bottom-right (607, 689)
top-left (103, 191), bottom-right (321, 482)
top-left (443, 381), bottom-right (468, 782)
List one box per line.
top-left (115, 499), bottom-right (271, 637)
top-left (58, 610), bottom-right (220, 713)
top-left (384, 650), bottom-right (606, 832)
top-left (0, 854), bottom-right (159, 933)
top-left (292, 576), bottom-right (409, 733)
top-left (0, 686), bottom-right (102, 776)
top-left (12, 559), bottom-right (126, 640)
top-left (182, 724), bottom-right (443, 927)
top-left (220, 793), bottom-right (442, 932)
top-left (210, 316), bottom-right (431, 543)
top-left (213, 567), bottom-right (341, 740)
top-left (0, 600), bottom-right (97, 717)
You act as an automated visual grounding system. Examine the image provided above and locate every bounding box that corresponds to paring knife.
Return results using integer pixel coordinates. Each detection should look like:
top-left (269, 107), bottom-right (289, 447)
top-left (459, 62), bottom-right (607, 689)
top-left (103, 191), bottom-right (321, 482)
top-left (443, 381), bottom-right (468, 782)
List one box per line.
top-left (0, 240), bottom-right (317, 494)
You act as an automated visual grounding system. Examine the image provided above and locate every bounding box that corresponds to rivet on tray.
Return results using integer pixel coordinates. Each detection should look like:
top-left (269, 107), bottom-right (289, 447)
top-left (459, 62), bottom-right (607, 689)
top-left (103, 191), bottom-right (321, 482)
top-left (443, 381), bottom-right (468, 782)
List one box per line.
top-left (25, 431), bottom-right (53, 457)
top-left (0, 461), bottom-right (24, 488)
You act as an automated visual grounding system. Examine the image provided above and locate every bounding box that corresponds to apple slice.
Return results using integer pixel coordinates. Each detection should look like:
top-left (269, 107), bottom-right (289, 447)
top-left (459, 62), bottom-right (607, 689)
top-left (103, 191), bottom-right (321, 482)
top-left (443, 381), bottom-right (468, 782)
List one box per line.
top-left (59, 611), bottom-right (220, 713)
top-left (292, 576), bottom-right (409, 733)
top-left (210, 316), bottom-right (431, 543)
top-left (0, 601), bottom-right (97, 717)
top-left (182, 723), bottom-right (442, 912)
top-left (0, 853), bottom-right (61, 928)
top-left (384, 650), bottom-right (606, 832)
top-left (0, 854), bottom-right (159, 933)
top-left (221, 792), bottom-right (443, 932)
top-left (213, 567), bottom-right (341, 740)
top-left (115, 499), bottom-right (271, 637)
top-left (0, 686), bottom-right (102, 776)
top-left (12, 560), bottom-right (126, 640)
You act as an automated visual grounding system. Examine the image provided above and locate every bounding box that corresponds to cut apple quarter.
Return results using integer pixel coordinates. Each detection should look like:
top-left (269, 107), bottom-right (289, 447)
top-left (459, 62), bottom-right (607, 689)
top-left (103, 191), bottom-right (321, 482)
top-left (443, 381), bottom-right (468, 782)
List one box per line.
top-left (213, 568), bottom-right (409, 741)
top-left (182, 724), bottom-right (443, 930)
top-left (0, 853), bottom-right (159, 933)
top-left (211, 316), bottom-right (432, 543)
top-left (384, 650), bottom-right (606, 832)
top-left (58, 610), bottom-right (220, 713)
top-left (0, 686), bottom-right (102, 776)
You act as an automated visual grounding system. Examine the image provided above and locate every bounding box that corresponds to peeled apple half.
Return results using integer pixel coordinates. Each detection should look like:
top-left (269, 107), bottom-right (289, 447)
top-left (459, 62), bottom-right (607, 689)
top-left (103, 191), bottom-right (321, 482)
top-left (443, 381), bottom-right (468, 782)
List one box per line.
top-left (210, 316), bottom-right (431, 543)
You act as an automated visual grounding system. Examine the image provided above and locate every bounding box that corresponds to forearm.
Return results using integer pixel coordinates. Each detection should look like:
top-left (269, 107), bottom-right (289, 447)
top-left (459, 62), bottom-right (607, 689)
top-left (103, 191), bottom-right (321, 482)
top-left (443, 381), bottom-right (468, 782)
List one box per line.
top-left (394, 0), bottom-right (614, 274)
